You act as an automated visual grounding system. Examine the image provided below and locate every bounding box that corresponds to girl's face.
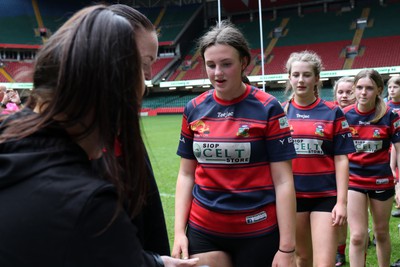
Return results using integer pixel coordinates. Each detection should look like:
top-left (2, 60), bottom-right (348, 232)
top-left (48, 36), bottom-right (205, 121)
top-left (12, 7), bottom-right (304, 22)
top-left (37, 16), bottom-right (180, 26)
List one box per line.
top-left (355, 77), bottom-right (381, 111)
top-left (204, 44), bottom-right (247, 100)
top-left (388, 81), bottom-right (400, 101)
top-left (336, 81), bottom-right (355, 108)
top-left (289, 61), bottom-right (319, 101)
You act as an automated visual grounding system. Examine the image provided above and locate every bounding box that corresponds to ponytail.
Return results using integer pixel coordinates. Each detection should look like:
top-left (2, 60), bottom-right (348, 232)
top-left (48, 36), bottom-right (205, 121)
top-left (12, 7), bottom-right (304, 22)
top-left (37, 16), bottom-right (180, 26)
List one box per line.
top-left (370, 95), bottom-right (387, 123)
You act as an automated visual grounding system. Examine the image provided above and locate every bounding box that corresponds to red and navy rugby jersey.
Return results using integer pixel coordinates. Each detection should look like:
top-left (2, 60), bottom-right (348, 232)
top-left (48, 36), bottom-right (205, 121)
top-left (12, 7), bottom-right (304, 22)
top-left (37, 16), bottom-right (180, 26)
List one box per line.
top-left (285, 98), bottom-right (355, 198)
top-left (388, 100), bottom-right (400, 115)
top-left (344, 104), bottom-right (400, 190)
top-left (177, 85), bottom-right (296, 238)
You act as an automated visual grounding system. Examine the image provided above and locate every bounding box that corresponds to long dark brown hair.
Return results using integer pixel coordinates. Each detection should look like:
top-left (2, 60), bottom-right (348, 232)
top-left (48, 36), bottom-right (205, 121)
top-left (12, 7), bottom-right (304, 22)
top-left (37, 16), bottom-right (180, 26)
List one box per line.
top-left (198, 20), bottom-right (251, 84)
top-left (0, 4), bottom-right (148, 218)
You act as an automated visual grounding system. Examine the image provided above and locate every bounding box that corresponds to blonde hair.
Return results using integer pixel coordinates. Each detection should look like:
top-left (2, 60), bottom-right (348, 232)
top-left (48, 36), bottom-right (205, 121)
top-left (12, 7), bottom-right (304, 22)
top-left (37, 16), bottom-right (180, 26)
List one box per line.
top-left (283, 50), bottom-right (323, 113)
top-left (387, 76), bottom-right (400, 101)
top-left (333, 76), bottom-right (355, 103)
top-left (354, 69), bottom-right (386, 123)
top-left (387, 76), bottom-right (400, 87)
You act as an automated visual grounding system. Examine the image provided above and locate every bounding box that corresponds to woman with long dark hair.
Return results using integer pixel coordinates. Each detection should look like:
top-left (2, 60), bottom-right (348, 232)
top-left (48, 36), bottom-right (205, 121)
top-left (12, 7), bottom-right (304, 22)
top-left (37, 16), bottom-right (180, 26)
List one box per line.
top-left (0, 4), bottom-right (197, 267)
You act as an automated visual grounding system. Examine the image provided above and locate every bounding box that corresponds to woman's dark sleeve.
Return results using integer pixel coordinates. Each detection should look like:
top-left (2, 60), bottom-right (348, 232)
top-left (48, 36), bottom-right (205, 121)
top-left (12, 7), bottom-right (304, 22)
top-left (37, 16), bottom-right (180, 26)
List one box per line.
top-left (132, 154), bottom-right (171, 256)
top-left (65, 186), bottom-right (164, 267)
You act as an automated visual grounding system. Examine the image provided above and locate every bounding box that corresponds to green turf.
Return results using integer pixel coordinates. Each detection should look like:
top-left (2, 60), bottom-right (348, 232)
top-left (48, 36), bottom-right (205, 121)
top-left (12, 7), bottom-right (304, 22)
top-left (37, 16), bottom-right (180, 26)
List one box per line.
top-left (141, 114), bottom-right (400, 266)
top-left (141, 114), bottom-right (182, 245)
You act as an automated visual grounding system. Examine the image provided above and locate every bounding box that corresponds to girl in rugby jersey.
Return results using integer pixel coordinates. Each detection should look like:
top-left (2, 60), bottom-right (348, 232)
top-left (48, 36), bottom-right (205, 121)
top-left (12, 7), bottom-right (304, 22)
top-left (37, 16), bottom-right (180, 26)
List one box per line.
top-left (172, 21), bottom-right (297, 267)
top-left (333, 76), bottom-right (356, 109)
top-left (344, 70), bottom-right (400, 267)
top-left (332, 76), bottom-right (356, 266)
top-left (387, 76), bottom-right (400, 213)
top-left (283, 51), bottom-right (355, 267)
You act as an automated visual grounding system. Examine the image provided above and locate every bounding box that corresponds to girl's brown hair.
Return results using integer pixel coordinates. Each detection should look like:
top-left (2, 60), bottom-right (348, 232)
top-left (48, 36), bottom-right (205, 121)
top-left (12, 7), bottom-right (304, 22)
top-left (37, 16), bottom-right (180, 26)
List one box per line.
top-left (354, 69), bottom-right (386, 124)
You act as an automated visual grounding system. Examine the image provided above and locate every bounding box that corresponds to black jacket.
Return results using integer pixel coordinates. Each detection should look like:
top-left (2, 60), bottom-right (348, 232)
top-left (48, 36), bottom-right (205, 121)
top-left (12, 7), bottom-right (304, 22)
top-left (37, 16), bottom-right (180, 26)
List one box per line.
top-left (133, 154), bottom-right (171, 256)
top-left (0, 110), bottom-right (163, 267)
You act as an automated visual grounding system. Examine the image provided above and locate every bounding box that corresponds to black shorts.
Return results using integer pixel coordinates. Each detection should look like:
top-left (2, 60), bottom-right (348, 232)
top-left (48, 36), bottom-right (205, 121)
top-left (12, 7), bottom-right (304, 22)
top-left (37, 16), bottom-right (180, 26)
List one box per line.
top-left (348, 187), bottom-right (395, 201)
top-left (296, 196), bottom-right (337, 212)
top-left (186, 225), bottom-right (279, 267)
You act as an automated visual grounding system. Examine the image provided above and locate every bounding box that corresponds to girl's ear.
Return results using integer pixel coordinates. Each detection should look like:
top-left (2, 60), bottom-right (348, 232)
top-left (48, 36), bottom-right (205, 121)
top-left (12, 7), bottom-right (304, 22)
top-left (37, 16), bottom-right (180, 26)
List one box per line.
top-left (241, 57), bottom-right (248, 71)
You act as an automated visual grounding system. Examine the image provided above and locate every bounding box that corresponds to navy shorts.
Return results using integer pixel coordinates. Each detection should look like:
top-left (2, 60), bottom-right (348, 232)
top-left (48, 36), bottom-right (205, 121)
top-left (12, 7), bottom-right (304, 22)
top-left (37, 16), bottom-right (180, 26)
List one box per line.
top-left (186, 225), bottom-right (280, 267)
top-left (296, 196), bottom-right (337, 212)
top-left (348, 187), bottom-right (394, 201)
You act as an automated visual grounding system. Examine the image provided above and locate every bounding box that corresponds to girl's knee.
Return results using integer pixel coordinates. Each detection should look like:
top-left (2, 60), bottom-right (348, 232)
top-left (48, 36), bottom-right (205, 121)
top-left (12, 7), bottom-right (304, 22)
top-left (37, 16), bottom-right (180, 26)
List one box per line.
top-left (350, 232), bottom-right (368, 247)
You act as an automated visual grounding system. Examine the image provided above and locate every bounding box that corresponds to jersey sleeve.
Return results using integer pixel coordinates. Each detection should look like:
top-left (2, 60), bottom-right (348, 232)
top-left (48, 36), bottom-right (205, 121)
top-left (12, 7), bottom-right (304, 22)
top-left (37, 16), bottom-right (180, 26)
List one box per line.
top-left (264, 98), bottom-right (296, 162)
top-left (390, 109), bottom-right (400, 144)
top-left (333, 107), bottom-right (356, 155)
top-left (177, 101), bottom-right (196, 159)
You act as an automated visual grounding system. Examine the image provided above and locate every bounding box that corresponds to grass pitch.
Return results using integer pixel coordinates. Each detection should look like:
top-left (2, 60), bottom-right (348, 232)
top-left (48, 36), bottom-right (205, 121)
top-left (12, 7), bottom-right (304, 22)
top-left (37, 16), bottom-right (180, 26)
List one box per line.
top-left (141, 114), bottom-right (400, 266)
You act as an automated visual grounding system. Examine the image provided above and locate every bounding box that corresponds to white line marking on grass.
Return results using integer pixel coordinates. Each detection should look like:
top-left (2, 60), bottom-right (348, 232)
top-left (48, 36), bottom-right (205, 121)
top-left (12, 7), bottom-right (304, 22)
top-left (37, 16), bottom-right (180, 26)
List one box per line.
top-left (160, 193), bottom-right (175, 198)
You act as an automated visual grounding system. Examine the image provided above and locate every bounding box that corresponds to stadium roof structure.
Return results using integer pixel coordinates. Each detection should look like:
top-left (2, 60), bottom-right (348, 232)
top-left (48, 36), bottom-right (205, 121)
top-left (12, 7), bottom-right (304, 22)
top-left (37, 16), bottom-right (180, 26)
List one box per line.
top-left (121, 0), bottom-right (353, 10)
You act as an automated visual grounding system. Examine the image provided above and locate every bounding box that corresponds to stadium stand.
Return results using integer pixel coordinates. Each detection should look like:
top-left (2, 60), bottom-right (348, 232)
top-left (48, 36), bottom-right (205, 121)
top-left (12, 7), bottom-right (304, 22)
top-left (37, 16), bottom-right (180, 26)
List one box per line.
top-left (3, 62), bottom-right (33, 82)
top-left (2, 0), bottom-right (400, 115)
top-left (0, 1), bottom-right (41, 45)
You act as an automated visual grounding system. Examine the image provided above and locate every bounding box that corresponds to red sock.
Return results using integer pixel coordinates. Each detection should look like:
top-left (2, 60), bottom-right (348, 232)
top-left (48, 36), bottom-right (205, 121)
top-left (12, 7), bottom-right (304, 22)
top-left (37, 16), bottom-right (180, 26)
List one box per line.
top-left (337, 244), bottom-right (346, 255)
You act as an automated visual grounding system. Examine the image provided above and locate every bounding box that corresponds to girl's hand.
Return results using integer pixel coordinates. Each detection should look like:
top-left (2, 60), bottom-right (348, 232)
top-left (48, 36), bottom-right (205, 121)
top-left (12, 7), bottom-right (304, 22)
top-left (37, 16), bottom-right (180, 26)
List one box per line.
top-left (332, 202), bottom-right (347, 226)
top-left (272, 250), bottom-right (296, 267)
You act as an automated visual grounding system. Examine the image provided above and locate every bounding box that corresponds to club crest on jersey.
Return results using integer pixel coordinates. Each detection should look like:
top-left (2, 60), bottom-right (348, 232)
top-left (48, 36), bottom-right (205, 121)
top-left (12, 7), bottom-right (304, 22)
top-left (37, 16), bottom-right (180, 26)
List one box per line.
top-left (341, 120), bottom-right (349, 129)
top-left (237, 124), bottom-right (250, 137)
top-left (279, 116), bottom-right (289, 129)
top-left (190, 120), bottom-right (210, 136)
top-left (315, 123), bottom-right (325, 137)
top-left (373, 129), bottom-right (381, 138)
top-left (394, 120), bottom-right (400, 129)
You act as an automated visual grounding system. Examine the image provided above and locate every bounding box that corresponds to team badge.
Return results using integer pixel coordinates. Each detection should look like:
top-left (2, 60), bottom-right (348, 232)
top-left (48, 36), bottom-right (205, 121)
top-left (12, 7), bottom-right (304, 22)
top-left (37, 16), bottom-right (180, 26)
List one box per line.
top-left (237, 124), bottom-right (250, 137)
top-left (341, 120), bottom-right (349, 129)
top-left (373, 129), bottom-right (380, 138)
top-left (394, 120), bottom-right (400, 129)
top-left (279, 116), bottom-right (289, 129)
top-left (315, 123), bottom-right (325, 137)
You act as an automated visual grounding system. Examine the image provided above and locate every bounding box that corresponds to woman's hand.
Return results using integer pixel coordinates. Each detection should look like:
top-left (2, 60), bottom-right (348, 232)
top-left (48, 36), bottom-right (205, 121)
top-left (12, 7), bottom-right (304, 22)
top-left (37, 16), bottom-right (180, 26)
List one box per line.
top-left (161, 256), bottom-right (199, 267)
top-left (8, 90), bottom-right (21, 105)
